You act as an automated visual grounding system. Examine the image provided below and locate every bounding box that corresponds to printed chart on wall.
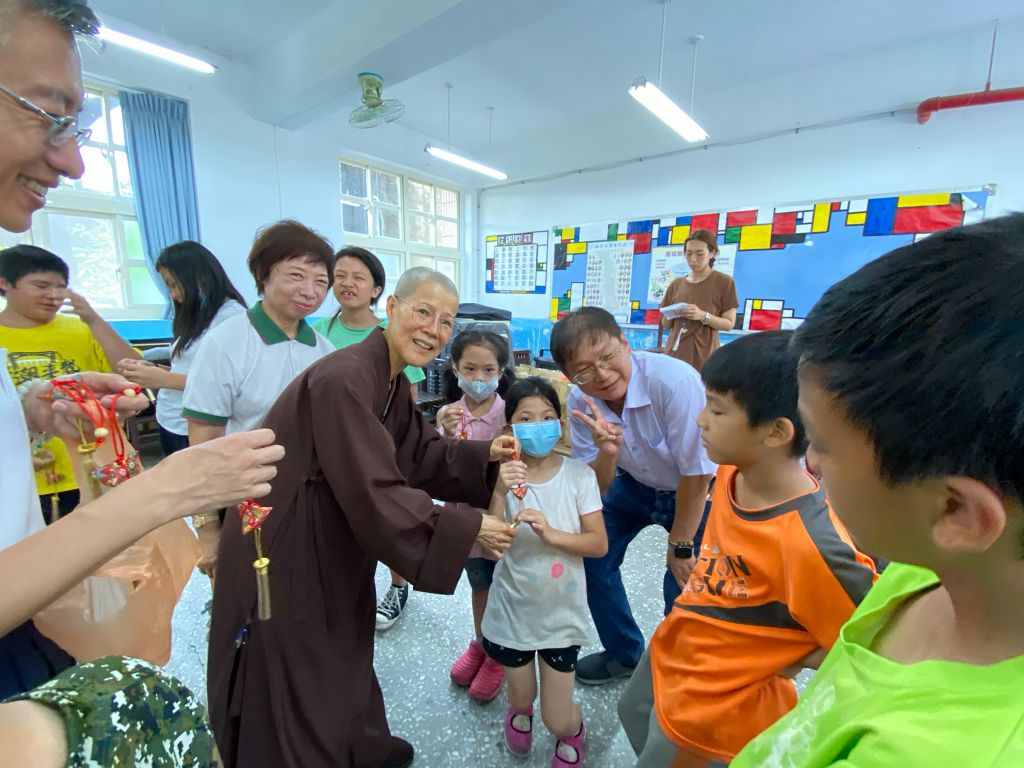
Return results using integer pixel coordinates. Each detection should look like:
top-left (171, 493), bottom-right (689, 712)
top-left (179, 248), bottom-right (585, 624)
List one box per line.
top-left (550, 187), bottom-right (992, 327)
top-left (485, 230), bottom-right (549, 294)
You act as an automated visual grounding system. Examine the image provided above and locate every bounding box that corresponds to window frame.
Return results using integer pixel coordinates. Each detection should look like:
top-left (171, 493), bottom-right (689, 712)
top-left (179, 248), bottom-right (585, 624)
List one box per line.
top-left (339, 156), bottom-right (463, 293)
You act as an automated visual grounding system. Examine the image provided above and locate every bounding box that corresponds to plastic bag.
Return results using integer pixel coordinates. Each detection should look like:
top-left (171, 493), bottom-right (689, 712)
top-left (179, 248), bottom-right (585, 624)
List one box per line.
top-left (34, 519), bottom-right (199, 665)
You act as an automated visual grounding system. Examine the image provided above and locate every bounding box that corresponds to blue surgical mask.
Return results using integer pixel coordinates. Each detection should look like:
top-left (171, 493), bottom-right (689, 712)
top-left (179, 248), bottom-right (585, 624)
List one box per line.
top-left (512, 420), bottom-right (562, 458)
top-left (457, 374), bottom-right (499, 403)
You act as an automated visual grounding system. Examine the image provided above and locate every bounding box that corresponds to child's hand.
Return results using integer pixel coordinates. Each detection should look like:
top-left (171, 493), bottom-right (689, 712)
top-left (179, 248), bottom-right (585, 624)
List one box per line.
top-left (515, 508), bottom-right (554, 542)
top-left (438, 406), bottom-right (465, 438)
top-left (497, 459), bottom-right (527, 495)
top-left (572, 396), bottom-right (623, 456)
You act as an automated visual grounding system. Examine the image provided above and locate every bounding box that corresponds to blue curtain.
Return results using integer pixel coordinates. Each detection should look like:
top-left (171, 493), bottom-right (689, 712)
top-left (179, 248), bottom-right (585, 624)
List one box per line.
top-left (120, 91), bottom-right (201, 317)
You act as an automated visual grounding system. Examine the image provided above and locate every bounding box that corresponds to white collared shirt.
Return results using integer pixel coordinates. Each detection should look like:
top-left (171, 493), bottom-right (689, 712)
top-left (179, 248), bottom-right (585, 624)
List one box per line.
top-left (182, 302), bottom-right (333, 434)
top-left (568, 351), bottom-right (716, 491)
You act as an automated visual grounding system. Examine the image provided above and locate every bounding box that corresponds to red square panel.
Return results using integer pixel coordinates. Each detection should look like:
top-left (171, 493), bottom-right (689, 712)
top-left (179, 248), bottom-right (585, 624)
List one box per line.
top-left (626, 231), bottom-right (652, 254)
top-left (892, 204), bottom-right (963, 234)
top-left (644, 309), bottom-right (661, 325)
top-left (831, 201), bottom-right (841, 211)
top-left (726, 210), bottom-right (757, 228)
top-left (772, 212), bottom-right (797, 234)
top-left (689, 214), bottom-right (720, 234)
top-left (749, 309), bottom-right (783, 331)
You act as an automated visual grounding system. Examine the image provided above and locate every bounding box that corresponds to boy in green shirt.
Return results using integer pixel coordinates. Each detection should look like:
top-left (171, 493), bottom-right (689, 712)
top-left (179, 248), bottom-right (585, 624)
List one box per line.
top-left (730, 214), bottom-right (1024, 767)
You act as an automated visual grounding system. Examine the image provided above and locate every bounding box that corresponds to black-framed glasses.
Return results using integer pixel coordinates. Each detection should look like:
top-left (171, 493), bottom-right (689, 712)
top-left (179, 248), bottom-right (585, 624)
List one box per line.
top-left (0, 83), bottom-right (91, 147)
top-left (571, 345), bottom-right (623, 385)
top-left (396, 296), bottom-right (455, 332)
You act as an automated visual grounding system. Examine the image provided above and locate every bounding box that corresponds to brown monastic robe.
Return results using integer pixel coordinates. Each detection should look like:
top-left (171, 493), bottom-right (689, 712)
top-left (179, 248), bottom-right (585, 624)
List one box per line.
top-left (208, 329), bottom-right (496, 767)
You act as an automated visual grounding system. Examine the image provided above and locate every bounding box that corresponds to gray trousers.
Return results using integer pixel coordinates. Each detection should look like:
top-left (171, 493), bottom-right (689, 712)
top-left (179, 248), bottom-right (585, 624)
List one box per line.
top-left (618, 649), bottom-right (729, 768)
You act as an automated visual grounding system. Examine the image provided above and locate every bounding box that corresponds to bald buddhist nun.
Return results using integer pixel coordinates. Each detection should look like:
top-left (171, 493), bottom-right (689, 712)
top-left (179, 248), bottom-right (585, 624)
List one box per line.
top-left (207, 268), bottom-right (517, 768)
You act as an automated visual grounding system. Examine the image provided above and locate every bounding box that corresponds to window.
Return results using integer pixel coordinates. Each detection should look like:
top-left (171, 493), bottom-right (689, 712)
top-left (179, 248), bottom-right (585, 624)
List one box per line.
top-left (13, 85), bottom-right (164, 318)
top-left (339, 158), bottom-right (461, 297)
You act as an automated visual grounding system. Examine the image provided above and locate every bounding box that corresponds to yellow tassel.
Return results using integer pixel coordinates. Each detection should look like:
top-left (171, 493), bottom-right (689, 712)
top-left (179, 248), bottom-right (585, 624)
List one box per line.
top-left (253, 528), bottom-right (272, 620)
top-left (254, 558), bottom-right (272, 620)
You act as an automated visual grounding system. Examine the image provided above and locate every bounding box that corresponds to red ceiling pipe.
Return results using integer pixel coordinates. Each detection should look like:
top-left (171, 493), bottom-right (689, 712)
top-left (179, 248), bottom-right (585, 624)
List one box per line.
top-left (917, 85), bottom-right (1024, 124)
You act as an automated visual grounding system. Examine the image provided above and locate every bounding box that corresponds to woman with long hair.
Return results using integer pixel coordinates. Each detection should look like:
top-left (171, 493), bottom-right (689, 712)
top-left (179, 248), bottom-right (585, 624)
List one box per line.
top-left (117, 241), bottom-right (247, 457)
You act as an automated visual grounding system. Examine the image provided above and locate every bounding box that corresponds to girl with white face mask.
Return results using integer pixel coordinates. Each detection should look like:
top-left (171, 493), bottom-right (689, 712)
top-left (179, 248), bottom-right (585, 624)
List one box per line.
top-left (437, 329), bottom-right (515, 703)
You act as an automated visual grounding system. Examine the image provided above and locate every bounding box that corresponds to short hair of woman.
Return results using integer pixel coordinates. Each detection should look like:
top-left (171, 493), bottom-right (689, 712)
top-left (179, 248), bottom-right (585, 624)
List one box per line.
top-left (247, 220), bottom-right (335, 295)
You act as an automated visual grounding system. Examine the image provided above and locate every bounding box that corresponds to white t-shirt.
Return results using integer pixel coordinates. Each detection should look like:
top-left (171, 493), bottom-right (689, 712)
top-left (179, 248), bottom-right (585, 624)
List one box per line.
top-left (0, 350), bottom-right (45, 549)
top-left (482, 456), bottom-right (603, 651)
top-left (182, 302), bottom-right (333, 434)
top-left (157, 300), bottom-right (246, 436)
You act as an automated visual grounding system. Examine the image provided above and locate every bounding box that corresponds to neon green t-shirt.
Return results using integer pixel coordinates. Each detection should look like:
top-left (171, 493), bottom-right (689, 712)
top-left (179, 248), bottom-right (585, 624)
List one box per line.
top-left (311, 315), bottom-right (425, 385)
top-left (732, 562), bottom-right (1024, 768)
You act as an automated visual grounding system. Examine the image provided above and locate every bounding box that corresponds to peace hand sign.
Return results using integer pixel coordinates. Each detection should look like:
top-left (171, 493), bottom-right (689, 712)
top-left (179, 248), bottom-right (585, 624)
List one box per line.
top-left (571, 396), bottom-right (623, 456)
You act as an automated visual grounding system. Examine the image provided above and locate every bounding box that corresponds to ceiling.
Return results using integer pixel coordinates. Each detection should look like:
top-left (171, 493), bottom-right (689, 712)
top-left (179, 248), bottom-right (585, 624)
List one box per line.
top-left (91, 0), bottom-right (1024, 187)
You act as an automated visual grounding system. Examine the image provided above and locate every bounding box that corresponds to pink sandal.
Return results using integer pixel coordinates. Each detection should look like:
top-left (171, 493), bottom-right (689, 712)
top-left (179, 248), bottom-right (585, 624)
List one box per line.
top-left (504, 704), bottom-right (533, 757)
top-left (551, 720), bottom-right (585, 767)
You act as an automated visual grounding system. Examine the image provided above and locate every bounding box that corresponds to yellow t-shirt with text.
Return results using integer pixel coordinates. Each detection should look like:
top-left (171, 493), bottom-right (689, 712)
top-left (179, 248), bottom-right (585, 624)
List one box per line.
top-left (0, 315), bottom-right (110, 496)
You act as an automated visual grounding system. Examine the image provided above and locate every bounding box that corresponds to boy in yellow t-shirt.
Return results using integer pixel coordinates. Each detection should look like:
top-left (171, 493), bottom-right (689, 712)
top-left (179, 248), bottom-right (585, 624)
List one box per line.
top-left (0, 245), bottom-right (139, 520)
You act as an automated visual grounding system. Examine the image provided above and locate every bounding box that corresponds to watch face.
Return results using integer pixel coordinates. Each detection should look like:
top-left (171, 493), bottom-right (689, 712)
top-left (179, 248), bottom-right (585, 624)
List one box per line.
top-left (674, 545), bottom-right (694, 559)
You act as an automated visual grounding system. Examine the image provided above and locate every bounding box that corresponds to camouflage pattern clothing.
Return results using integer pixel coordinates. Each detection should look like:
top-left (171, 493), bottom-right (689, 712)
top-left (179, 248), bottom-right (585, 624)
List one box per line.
top-left (4, 655), bottom-right (215, 767)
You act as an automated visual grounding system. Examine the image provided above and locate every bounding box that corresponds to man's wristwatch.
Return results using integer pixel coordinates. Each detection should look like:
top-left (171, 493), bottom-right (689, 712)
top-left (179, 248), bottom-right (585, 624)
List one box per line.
top-left (669, 539), bottom-right (695, 559)
top-left (192, 513), bottom-right (220, 530)
top-left (700, 312), bottom-right (710, 326)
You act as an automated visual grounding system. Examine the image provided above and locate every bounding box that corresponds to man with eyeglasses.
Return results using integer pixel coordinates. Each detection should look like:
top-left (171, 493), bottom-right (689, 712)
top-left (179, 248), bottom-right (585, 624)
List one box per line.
top-left (0, 3), bottom-right (89, 234)
top-left (550, 306), bottom-right (715, 685)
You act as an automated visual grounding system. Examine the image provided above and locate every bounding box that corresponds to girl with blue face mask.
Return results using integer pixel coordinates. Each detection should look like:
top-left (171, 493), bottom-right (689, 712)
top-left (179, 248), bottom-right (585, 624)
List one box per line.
top-left (480, 377), bottom-right (608, 767)
top-left (438, 329), bottom-right (516, 703)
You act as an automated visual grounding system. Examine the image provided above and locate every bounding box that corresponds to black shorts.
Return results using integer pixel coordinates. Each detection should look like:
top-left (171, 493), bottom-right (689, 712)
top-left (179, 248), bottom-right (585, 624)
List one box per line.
top-left (464, 557), bottom-right (496, 591)
top-left (481, 637), bottom-right (580, 674)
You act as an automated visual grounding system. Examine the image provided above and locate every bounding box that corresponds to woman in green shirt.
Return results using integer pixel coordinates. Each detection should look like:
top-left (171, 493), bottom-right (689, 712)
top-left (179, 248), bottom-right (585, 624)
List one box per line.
top-left (312, 246), bottom-right (425, 632)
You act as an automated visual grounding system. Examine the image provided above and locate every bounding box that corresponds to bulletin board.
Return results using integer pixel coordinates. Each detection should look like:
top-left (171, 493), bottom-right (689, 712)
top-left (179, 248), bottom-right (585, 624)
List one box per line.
top-left (549, 187), bottom-right (992, 326)
top-left (485, 230), bottom-right (549, 294)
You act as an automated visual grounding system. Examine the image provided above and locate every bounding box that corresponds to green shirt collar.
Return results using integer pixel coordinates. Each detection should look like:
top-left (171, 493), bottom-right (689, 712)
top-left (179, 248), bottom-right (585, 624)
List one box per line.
top-left (247, 301), bottom-right (317, 347)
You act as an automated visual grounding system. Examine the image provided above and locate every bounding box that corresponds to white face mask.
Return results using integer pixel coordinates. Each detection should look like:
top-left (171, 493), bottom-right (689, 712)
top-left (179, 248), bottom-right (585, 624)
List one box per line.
top-left (457, 375), bottom-right (499, 402)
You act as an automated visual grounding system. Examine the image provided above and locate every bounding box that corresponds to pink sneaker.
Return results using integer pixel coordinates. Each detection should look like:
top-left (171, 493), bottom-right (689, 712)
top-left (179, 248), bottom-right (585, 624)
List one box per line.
top-left (468, 656), bottom-right (505, 702)
top-left (504, 704), bottom-right (533, 757)
top-left (551, 720), bottom-right (585, 767)
top-left (450, 640), bottom-right (485, 687)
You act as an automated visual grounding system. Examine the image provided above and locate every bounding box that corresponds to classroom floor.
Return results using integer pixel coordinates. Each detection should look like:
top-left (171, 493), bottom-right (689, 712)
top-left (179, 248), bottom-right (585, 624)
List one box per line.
top-left (167, 522), bottom-right (669, 766)
top-left (155, 436), bottom-right (812, 767)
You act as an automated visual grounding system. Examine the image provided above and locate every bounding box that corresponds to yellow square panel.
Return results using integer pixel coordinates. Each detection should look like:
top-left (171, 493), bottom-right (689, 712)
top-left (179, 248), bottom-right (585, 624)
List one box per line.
top-left (550, 299), bottom-right (560, 321)
top-left (753, 299), bottom-right (763, 310)
top-left (846, 211), bottom-right (867, 226)
top-left (567, 242), bottom-right (586, 254)
top-left (486, 235), bottom-right (498, 242)
top-left (739, 224), bottom-right (772, 250)
top-left (631, 300), bottom-right (640, 309)
top-left (898, 193), bottom-right (950, 208)
top-left (561, 228), bottom-right (575, 240)
top-left (812, 203), bottom-right (831, 233)
top-left (617, 234), bottom-right (627, 241)
top-left (669, 225), bottom-right (690, 244)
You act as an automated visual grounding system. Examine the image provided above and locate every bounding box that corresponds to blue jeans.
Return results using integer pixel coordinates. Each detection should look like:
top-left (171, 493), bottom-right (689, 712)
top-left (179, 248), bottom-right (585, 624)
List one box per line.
top-left (584, 471), bottom-right (710, 667)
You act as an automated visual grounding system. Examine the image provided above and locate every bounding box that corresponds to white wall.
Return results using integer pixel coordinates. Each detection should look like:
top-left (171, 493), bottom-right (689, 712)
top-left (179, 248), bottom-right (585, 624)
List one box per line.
top-left (476, 101), bottom-right (1024, 318)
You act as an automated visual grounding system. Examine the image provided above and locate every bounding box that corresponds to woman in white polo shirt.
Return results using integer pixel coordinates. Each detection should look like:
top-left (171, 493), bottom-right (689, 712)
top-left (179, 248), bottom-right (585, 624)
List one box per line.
top-left (182, 220), bottom-right (335, 575)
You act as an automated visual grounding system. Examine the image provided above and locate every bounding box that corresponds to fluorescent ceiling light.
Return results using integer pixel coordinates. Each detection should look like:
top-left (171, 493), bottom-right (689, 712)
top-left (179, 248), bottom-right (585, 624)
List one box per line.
top-left (628, 77), bottom-right (707, 142)
top-left (99, 27), bottom-right (216, 74)
top-left (424, 144), bottom-right (507, 181)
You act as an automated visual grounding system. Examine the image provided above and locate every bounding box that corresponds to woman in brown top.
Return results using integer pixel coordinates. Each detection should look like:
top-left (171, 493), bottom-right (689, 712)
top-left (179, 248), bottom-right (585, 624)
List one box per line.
top-left (659, 228), bottom-right (739, 371)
